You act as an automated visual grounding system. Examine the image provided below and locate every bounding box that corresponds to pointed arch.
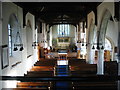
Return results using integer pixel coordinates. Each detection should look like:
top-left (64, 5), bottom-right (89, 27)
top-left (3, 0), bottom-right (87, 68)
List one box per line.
top-left (86, 11), bottom-right (96, 64)
top-left (26, 19), bottom-right (33, 57)
top-left (97, 9), bottom-right (113, 75)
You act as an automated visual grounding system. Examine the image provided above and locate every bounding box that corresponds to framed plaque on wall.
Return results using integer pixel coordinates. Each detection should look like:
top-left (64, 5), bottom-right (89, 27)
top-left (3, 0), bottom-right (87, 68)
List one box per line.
top-left (1, 45), bottom-right (9, 69)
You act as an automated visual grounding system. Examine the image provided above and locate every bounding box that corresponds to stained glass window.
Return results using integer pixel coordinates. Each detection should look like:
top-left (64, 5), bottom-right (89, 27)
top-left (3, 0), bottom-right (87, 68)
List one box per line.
top-left (8, 24), bottom-right (12, 56)
top-left (57, 24), bottom-right (70, 36)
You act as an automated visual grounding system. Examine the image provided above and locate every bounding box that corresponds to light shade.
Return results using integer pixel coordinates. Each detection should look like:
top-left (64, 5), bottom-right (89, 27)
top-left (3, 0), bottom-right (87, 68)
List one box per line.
top-left (92, 45), bottom-right (95, 49)
top-left (13, 47), bottom-right (18, 51)
top-left (19, 47), bottom-right (24, 51)
top-left (82, 43), bottom-right (84, 46)
top-left (96, 45), bottom-right (100, 50)
top-left (101, 46), bottom-right (104, 50)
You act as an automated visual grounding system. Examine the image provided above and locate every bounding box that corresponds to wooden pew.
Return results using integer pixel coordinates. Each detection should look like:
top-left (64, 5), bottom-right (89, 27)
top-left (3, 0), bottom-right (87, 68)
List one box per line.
top-left (104, 61), bottom-right (118, 76)
top-left (25, 71), bottom-right (54, 77)
top-left (70, 64), bottom-right (97, 72)
top-left (70, 64), bottom-right (97, 77)
top-left (30, 66), bottom-right (54, 71)
top-left (34, 60), bottom-right (57, 66)
top-left (69, 59), bottom-right (86, 66)
top-left (38, 58), bottom-right (57, 61)
top-left (72, 81), bottom-right (117, 90)
top-left (17, 82), bottom-right (51, 88)
top-left (2, 88), bottom-right (49, 90)
top-left (26, 71), bottom-right (54, 74)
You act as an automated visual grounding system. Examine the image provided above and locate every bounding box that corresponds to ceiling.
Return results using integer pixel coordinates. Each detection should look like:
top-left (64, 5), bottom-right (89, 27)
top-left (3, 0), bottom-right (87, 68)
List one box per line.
top-left (14, 2), bottom-right (101, 26)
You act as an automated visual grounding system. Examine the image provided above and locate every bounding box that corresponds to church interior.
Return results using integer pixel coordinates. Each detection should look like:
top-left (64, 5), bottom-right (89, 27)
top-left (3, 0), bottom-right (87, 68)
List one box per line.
top-left (0, 0), bottom-right (120, 90)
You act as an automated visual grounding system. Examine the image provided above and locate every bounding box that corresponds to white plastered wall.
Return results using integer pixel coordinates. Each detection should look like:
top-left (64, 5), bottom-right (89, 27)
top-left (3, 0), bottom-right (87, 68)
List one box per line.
top-left (2, 2), bottom-right (24, 76)
top-left (1, 2), bottom-right (37, 88)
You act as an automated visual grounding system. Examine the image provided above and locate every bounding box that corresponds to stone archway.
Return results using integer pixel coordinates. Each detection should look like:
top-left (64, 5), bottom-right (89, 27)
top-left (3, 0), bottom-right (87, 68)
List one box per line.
top-left (8, 13), bottom-right (19, 56)
top-left (87, 19), bottom-right (95, 64)
top-left (7, 13), bottom-right (22, 66)
top-left (105, 36), bottom-right (115, 61)
top-left (26, 20), bottom-right (33, 57)
top-left (97, 9), bottom-right (112, 75)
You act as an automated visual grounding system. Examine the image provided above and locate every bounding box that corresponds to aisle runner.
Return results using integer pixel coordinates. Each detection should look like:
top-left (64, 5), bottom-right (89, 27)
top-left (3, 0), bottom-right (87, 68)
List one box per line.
top-left (55, 60), bottom-right (71, 90)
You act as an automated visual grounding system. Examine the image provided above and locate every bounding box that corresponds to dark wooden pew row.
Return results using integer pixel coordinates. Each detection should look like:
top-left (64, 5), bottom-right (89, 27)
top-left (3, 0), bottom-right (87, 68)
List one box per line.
top-left (70, 64), bottom-right (97, 71)
top-left (38, 58), bottom-right (57, 61)
top-left (2, 88), bottom-right (49, 90)
top-left (16, 82), bottom-right (51, 89)
top-left (35, 62), bottom-right (57, 65)
top-left (37, 60), bottom-right (56, 64)
top-left (27, 71), bottom-right (54, 74)
top-left (25, 71), bottom-right (54, 77)
top-left (71, 72), bottom-right (97, 77)
top-left (72, 81), bottom-right (117, 90)
top-left (104, 61), bottom-right (118, 76)
top-left (69, 59), bottom-right (86, 66)
top-left (34, 61), bottom-right (57, 66)
top-left (38, 58), bottom-right (57, 62)
top-left (30, 66), bottom-right (54, 71)
top-left (70, 64), bottom-right (97, 77)
top-left (69, 58), bottom-right (86, 61)
top-left (34, 63), bottom-right (56, 66)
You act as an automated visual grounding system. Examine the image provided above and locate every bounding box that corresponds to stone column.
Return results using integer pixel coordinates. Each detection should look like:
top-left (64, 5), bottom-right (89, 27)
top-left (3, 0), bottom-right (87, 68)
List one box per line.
top-left (49, 27), bottom-right (52, 46)
top-left (87, 44), bottom-right (94, 64)
top-left (75, 25), bottom-right (78, 46)
top-left (86, 23), bottom-right (95, 64)
top-left (97, 49), bottom-right (104, 75)
top-left (0, 1), bottom-right (2, 89)
top-left (77, 23), bottom-right (81, 59)
top-left (46, 24), bottom-right (49, 47)
top-left (97, 31), bottom-right (104, 75)
top-left (118, 3), bottom-right (120, 89)
top-left (118, 16), bottom-right (120, 75)
top-left (0, 23), bottom-right (2, 90)
top-left (42, 23), bottom-right (47, 48)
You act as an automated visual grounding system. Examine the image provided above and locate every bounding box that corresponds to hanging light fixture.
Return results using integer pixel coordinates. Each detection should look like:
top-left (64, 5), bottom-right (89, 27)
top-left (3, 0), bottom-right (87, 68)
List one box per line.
top-left (96, 45), bottom-right (100, 50)
top-left (77, 40), bottom-right (81, 43)
top-left (91, 30), bottom-right (105, 50)
top-left (82, 43), bottom-right (84, 46)
top-left (101, 45), bottom-right (104, 50)
top-left (13, 46), bottom-right (18, 51)
top-left (32, 41), bottom-right (38, 49)
top-left (92, 45), bottom-right (95, 49)
top-left (13, 31), bottom-right (24, 51)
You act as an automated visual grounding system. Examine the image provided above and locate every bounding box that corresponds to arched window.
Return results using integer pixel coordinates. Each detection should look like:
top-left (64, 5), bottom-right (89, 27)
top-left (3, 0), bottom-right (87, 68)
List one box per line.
top-left (8, 24), bottom-right (12, 56)
top-left (57, 24), bottom-right (70, 36)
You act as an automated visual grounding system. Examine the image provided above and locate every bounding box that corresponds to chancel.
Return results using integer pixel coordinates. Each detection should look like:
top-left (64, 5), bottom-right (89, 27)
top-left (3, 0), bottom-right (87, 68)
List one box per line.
top-left (0, 0), bottom-right (120, 90)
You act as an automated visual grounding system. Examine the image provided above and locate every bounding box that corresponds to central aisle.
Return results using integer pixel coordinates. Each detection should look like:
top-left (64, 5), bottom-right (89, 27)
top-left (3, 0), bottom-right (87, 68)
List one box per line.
top-left (54, 54), bottom-right (72, 90)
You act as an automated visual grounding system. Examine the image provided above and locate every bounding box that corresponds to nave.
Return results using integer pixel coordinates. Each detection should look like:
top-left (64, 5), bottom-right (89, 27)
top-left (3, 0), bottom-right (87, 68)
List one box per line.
top-left (2, 55), bottom-right (118, 90)
top-left (0, 1), bottom-right (120, 90)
